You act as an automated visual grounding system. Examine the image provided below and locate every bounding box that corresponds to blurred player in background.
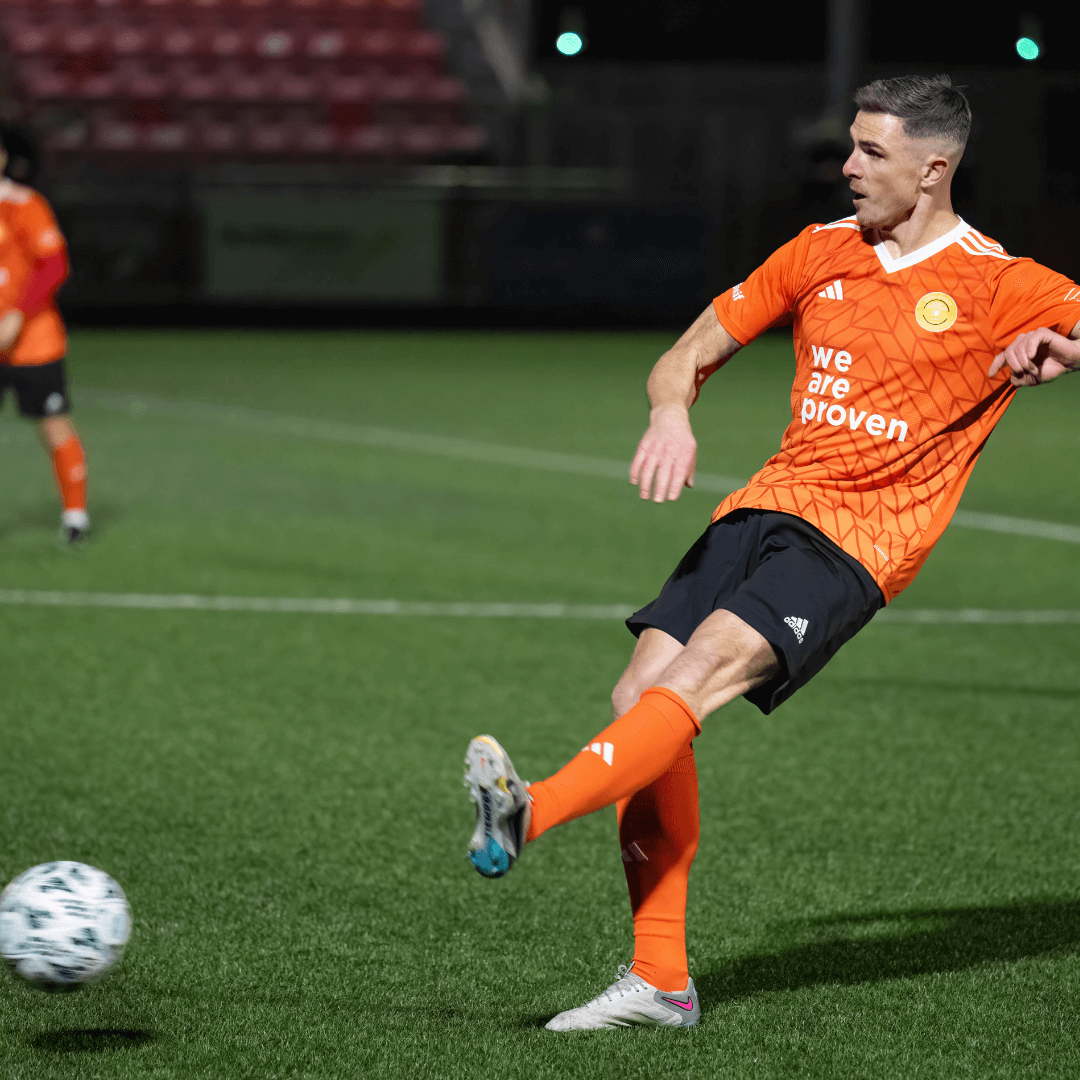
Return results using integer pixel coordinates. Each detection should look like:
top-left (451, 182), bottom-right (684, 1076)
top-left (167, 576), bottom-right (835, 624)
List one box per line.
top-left (0, 125), bottom-right (88, 545)
top-left (460, 75), bottom-right (1080, 1029)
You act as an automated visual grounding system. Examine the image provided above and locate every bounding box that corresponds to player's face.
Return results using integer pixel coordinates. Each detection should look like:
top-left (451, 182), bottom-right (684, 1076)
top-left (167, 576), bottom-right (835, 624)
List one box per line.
top-left (843, 112), bottom-right (926, 230)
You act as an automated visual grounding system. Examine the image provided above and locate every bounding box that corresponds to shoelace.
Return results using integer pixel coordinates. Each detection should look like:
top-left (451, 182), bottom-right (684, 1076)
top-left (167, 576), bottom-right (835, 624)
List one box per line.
top-left (593, 965), bottom-right (650, 1004)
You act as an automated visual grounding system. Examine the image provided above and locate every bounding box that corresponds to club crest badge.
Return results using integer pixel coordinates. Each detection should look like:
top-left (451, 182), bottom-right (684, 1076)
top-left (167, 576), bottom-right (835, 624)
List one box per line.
top-left (915, 291), bottom-right (958, 332)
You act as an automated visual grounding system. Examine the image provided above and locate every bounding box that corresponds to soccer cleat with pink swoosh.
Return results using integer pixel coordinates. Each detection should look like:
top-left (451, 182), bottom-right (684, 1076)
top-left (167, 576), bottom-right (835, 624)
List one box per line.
top-left (544, 963), bottom-right (699, 1030)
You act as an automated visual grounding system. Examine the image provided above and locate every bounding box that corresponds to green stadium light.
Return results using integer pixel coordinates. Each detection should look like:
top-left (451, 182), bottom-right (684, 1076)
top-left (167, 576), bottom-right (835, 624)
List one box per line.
top-left (1015, 36), bottom-right (1040, 60)
top-left (556, 31), bottom-right (583, 56)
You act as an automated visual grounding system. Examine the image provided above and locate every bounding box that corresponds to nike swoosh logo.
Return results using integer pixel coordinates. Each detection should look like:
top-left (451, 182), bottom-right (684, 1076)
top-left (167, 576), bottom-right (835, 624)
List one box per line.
top-left (662, 996), bottom-right (695, 1011)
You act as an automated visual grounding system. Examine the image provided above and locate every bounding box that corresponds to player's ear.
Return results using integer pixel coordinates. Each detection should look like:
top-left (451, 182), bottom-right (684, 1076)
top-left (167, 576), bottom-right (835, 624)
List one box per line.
top-left (921, 152), bottom-right (950, 189)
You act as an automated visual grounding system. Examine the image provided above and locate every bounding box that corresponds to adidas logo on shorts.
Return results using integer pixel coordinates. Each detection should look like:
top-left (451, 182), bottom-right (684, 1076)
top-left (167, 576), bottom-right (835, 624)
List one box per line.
top-left (784, 616), bottom-right (808, 643)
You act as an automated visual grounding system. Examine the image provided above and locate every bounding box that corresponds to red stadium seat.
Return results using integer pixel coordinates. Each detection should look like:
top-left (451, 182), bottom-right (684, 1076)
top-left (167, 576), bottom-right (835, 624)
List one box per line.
top-left (269, 66), bottom-right (317, 102)
top-left (398, 123), bottom-right (444, 156)
top-left (209, 24), bottom-right (255, 59)
top-left (296, 122), bottom-right (336, 152)
top-left (145, 120), bottom-right (192, 151)
top-left (92, 116), bottom-right (143, 150)
top-left (379, 72), bottom-right (423, 103)
top-left (159, 22), bottom-right (213, 59)
top-left (219, 65), bottom-right (269, 100)
top-left (445, 124), bottom-right (486, 153)
top-left (19, 61), bottom-right (72, 100)
top-left (340, 123), bottom-right (394, 156)
top-left (45, 119), bottom-right (90, 150)
top-left (254, 26), bottom-right (296, 60)
top-left (176, 67), bottom-right (222, 100)
top-left (381, 0), bottom-right (422, 30)
top-left (358, 28), bottom-right (404, 60)
top-left (77, 68), bottom-right (122, 98)
top-left (107, 22), bottom-right (157, 57)
top-left (194, 117), bottom-right (242, 153)
top-left (43, 0), bottom-right (92, 13)
top-left (120, 60), bottom-right (173, 97)
top-left (403, 30), bottom-right (444, 62)
top-left (422, 76), bottom-right (465, 105)
top-left (5, 21), bottom-right (58, 58)
top-left (246, 119), bottom-right (296, 153)
top-left (59, 23), bottom-right (106, 56)
top-left (340, 0), bottom-right (376, 16)
top-left (304, 27), bottom-right (345, 59)
top-left (320, 70), bottom-right (374, 103)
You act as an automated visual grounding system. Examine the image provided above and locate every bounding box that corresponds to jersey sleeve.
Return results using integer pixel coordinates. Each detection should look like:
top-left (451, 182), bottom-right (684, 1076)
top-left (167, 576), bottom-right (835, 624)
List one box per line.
top-left (712, 226), bottom-right (815, 345)
top-left (13, 193), bottom-right (66, 261)
top-left (989, 258), bottom-right (1080, 349)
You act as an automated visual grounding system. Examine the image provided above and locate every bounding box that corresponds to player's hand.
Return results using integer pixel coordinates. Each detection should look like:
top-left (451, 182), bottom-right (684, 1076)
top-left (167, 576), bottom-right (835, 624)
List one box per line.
top-left (0, 310), bottom-right (23, 350)
top-left (630, 404), bottom-right (697, 502)
top-left (989, 327), bottom-right (1080, 387)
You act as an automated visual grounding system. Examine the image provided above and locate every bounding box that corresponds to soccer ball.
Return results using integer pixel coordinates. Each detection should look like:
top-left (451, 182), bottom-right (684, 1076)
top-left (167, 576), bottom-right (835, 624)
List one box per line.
top-left (0, 861), bottom-right (131, 992)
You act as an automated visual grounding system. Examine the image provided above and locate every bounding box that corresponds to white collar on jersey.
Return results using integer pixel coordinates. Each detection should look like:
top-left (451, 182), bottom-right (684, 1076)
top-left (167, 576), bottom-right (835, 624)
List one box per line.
top-left (872, 217), bottom-right (970, 274)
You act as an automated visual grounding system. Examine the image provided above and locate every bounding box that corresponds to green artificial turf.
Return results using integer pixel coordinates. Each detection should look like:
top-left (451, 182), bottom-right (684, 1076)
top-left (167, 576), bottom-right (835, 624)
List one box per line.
top-left (1, 329), bottom-right (1079, 1078)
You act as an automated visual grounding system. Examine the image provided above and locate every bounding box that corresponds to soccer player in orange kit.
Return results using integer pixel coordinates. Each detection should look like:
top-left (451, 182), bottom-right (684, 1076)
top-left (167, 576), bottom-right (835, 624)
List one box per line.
top-left (461, 76), bottom-right (1080, 1028)
top-left (0, 127), bottom-right (88, 545)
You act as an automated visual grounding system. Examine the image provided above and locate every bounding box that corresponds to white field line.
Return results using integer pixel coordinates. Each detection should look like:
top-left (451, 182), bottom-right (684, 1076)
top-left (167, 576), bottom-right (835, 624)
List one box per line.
top-left (80, 388), bottom-right (745, 493)
top-left (81, 388), bottom-right (1080, 544)
top-left (0, 589), bottom-right (1079, 625)
top-left (0, 590), bottom-right (634, 619)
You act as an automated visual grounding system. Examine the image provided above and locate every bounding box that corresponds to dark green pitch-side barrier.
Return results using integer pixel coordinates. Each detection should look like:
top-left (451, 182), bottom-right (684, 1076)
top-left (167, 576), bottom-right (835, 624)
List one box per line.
top-left (51, 192), bottom-right (712, 313)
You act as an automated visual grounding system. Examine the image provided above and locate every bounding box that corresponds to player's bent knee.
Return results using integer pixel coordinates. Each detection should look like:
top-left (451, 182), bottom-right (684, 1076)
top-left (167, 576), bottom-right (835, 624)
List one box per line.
top-left (611, 678), bottom-right (644, 720)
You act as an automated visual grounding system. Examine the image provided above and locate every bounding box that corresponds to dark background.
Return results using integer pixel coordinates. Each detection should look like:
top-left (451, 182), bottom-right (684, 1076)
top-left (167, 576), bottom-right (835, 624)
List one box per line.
top-left (22, 2), bottom-right (1080, 326)
top-left (535, 3), bottom-right (1074, 67)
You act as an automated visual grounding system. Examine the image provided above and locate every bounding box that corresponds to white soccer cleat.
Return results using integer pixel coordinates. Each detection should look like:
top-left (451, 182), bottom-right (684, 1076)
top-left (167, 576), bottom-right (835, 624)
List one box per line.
top-left (545, 964), bottom-right (700, 1030)
top-left (463, 735), bottom-right (531, 878)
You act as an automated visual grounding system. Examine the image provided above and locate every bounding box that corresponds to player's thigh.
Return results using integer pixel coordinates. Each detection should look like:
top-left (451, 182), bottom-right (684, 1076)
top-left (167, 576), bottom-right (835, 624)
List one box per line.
top-left (612, 627), bottom-right (685, 718)
top-left (656, 608), bottom-right (781, 721)
top-left (10, 359), bottom-right (69, 421)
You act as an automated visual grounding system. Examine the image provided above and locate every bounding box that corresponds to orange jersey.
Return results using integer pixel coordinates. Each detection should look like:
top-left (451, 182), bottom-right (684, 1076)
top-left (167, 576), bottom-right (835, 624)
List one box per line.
top-left (711, 217), bottom-right (1080, 602)
top-left (0, 178), bottom-right (68, 366)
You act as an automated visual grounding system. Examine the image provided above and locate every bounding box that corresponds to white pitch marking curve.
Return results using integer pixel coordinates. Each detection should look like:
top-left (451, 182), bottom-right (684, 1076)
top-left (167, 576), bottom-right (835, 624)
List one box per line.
top-left (81, 388), bottom-right (1080, 545)
top-left (0, 589), bottom-right (1079, 625)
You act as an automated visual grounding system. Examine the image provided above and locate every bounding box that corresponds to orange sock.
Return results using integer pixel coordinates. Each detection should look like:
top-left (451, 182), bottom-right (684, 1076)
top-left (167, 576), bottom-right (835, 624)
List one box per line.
top-left (51, 435), bottom-right (87, 514)
top-left (525, 687), bottom-right (700, 842)
top-left (617, 742), bottom-right (699, 991)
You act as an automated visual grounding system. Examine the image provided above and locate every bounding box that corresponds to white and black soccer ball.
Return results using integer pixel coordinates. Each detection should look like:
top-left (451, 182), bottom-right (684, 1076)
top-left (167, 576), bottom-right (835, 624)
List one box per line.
top-left (0, 861), bottom-right (131, 992)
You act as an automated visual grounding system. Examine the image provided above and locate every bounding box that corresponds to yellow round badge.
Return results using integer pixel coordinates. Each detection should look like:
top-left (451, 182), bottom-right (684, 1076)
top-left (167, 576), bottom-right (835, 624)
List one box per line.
top-left (915, 291), bottom-right (958, 332)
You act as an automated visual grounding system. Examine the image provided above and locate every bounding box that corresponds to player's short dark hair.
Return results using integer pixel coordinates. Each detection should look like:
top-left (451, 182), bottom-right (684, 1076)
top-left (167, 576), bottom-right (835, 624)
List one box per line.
top-left (853, 74), bottom-right (971, 150)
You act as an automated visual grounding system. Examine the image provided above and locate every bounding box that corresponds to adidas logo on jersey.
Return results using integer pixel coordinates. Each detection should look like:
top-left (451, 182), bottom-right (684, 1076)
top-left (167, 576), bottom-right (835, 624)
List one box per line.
top-left (583, 741), bottom-right (615, 766)
top-left (817, 279), bottom-right (844, 300)
top-left (784, 616), bottom-right (808, 643)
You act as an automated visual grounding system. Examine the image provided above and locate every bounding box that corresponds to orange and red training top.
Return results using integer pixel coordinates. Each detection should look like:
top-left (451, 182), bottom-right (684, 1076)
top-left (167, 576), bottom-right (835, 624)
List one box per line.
top-left (0, 177), bottom-right (69, 367)
top-left (712, 216), bottom-right (1080, 602)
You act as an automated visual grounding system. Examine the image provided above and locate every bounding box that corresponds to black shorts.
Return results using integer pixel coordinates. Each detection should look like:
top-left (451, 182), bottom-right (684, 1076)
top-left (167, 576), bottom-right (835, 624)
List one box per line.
top-left (626, 509), bottom-right (884, 715)
top-left (0, 360), bottom-right (71, 419)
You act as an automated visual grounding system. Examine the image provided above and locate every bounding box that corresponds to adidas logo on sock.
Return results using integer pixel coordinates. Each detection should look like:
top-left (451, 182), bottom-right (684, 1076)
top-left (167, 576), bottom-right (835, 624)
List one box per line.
top-left (784, 616), bottom-right (808, 643)
top-left (621, 841), bottom-right (649, 863)
top-left (582, 741), bottom-right (614, 765)
top-left (817, 279), bottom-right (844, 300)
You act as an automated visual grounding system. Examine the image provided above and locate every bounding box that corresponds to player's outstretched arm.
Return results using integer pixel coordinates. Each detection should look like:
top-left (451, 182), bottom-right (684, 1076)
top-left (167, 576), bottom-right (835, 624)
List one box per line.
top-left (990, 322), bottom-right (1080, 387)
top-left (631, 306), bottom-right (742, 502)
